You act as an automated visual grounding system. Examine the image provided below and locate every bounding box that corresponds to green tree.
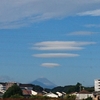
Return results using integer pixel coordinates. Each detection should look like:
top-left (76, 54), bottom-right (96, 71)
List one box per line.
top-left (75, 82), bottom-right (82, 92)
top-left (32, 85), bottom-right (43, 92)
top-left (65, 95), bottom-right (76, 100)
top-left (3, 84), bottom-right (23, 98)
top-left (10, 94), bottom-right (24, 98)
top-left (83, 97), bottom-right (92, 100)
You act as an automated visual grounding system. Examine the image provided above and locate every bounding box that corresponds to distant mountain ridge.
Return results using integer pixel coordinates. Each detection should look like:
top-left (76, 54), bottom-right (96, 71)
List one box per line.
top-left (31, 78), bottom-right (57, 89)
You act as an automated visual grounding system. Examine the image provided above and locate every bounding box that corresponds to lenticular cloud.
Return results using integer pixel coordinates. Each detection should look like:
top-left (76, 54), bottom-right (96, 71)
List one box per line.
top-left (32, 41), bottom-right (96, 58)
top-left (33, 41), bottom-right (96, 51)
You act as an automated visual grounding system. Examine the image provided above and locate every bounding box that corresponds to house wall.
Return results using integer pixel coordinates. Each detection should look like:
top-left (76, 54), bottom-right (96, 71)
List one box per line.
top-left (6, 82), bottom-right (15, 90)
top-left (0, 84), bottom-right (6, 93)
top-left (76, 93), bottom-right (93, 99)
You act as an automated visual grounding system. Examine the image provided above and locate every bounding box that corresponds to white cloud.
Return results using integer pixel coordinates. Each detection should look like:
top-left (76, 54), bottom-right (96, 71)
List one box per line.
top-left (33, 41), bottom-right (96, 51)
top-left (78, 9), bottom-right (100, 16)
top-left (69, 31), bottom-right (96, 35)
top-left (41, 63), bottom-right (60, 68)
top-left (0, 0), bottom-right (100, 29)
top-left (32, 41), bottom-right (96, 58)
top-left (33, 53), bottom-right (79, 58)
top-left (33, 46), bottom-right (83, 51)
top-left (85, 24), bottom-right (100, 28)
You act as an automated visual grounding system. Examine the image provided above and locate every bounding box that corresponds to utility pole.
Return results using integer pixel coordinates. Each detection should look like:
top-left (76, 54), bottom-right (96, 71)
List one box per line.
top-left (79, 85), bottom-right (81, 92)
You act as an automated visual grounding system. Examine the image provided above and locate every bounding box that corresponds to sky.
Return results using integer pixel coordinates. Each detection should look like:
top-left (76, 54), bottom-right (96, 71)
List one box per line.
top-left (0, 0), bottom-right (100, 87)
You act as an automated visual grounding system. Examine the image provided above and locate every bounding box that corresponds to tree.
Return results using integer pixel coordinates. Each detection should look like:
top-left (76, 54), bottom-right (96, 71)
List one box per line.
top-left (32, 85), bottom-right (43, 92)
top-left (10, 94), bottom-right (24, 98)
top-left (75, 82), bottom-right (82, 92)
top-left (83, 97), bottom-right (92, 100)
top-left (3, 84), bottom-right (23, 98)
top-left (65, 95), bottom-right (76, 100)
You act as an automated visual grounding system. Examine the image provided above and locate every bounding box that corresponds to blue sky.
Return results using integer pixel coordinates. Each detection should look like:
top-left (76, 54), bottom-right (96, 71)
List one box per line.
top-left (0, 0), bottom-right (100, 86)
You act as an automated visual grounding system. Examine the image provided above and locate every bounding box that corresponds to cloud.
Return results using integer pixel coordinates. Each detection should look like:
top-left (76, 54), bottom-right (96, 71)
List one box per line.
top-left (32, 41), bottom-right (96, 58)
top-left (41, 63), bottom-right (60, 68)
top-left (0, 0), bottom-right (100, 29)
top-left (33, 53), bottom-right (79, 58)
top-left (78, 9), bottom-right (100, 16)
top-left (32, 41), bottom-right (96, 51)
top-left (85, 24), bottom-right (100, 28)
top-left (68, 31), bottom-right (96, 35)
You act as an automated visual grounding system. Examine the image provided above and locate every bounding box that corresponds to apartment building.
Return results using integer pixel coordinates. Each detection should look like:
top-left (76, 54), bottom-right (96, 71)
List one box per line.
top-left (94, 79), bottom-right (100, 92)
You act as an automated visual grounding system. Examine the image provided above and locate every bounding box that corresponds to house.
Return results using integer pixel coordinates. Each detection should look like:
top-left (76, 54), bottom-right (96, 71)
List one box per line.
top-left (20, 83), bottom-right (38, 97)
top-left (0, 82), bottom-right (6, 93)
top-left (22, 89), bottom-right (32, 98)
top-left (94, 79), bottom-right (100, 92)
top-left (42, 90), bottom-right (48, 94)
top-left (62, 91), bottom-right (66, 95)
top-left (56, 91), bottom-right (63, 97)
top-left (31, 90), bottom-right (37, 95)
top-left (6, 82), bottom-right (16, 90)
top-left (19, 83), bottom-right (33, 90)
top-left (76, 89), bottom-right (93, 100)
top-left (44, 92), bottom-right (58, 98)
top-left (93, 79), bottom-right (100, 100)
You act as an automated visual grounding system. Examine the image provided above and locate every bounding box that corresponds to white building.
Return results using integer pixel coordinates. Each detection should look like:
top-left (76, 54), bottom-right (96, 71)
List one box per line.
top-left (0, 83), bottom-right (6, 93)
top-left (44, 92), bottom-right (58, 98)
top-left (56, 92), bottom-right (62, 97)
top-left (94, 79), bottom-right (100, 92)
top-left (31, 90), bottom-right (37, 95)
top-left (76, 90), bottom-right (93, 100)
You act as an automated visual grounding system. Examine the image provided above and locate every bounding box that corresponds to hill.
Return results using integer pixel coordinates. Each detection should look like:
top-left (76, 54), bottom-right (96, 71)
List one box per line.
top-left (31, 78), bottom-right (57, 89)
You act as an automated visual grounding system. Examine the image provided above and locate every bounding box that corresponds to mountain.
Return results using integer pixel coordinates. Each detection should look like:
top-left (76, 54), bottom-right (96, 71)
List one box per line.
top-left (31, 78), bottom-right (57, 89)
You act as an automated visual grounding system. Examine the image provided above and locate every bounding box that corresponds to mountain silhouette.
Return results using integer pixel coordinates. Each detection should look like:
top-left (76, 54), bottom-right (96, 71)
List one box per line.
top-left (31, 77), bottom-right (57, 89)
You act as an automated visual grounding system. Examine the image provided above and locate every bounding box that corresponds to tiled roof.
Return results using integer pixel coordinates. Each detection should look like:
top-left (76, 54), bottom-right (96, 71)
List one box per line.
top-left (79, 90), bottom-right (90, 94)
top-left (22, 89), bottom-right (32, 95)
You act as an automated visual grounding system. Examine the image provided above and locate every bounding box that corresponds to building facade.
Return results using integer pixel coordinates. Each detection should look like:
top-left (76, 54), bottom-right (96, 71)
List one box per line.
top-left (94, 79), bottom-right (100, 92)
top-left (0, 83), bottom-right (6, 93)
